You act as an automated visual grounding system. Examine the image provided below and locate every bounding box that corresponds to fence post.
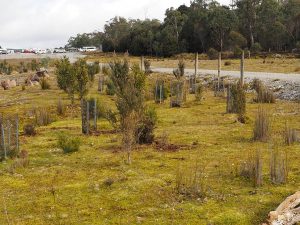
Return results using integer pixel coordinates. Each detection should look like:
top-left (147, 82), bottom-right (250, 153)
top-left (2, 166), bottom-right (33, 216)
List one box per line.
top-left (160, 84), bottom-right (163, 104)
top-left (218, 52), bottom-right (221, 92)
top-left (140, 56), bottom-right (144, 72)
top-left (16, 115), bottom-right (19, 153)
top-left (7, 121), bottom-right (11, 153)
top-left (226, 85), bottom-right (231, 113)
top-left (195, 52), bottom-right (198, 77)
top-left (86, 101), bottom-right (90, 135)
top-left (240, 50), bottom-right (245, 86)
top-left (1, 124), bottom-right (6, 159)
top-left (94, 99), bottom-right (97, 131)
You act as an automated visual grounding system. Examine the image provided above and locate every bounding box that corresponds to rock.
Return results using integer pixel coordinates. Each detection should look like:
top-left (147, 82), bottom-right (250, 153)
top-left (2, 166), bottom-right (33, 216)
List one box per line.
top-left (9, 79), bottom-right (17, 88)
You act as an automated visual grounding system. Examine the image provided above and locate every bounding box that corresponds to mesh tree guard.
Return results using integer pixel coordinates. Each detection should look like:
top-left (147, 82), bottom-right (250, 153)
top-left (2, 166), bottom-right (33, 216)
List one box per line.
top-left (81, 98), bottom-right (98, 135)
top-left (0, 114), bottom-right (19, 160)
top-left (170, 80), bottom-right (185, 107)
top-left (189, 75), bottom-right (196, 94)
top-left (154, 79), bottom-right (165, 104)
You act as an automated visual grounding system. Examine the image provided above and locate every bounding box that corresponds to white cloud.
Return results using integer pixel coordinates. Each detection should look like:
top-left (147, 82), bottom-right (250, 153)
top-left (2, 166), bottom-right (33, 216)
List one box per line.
top-left (0, 0), bottom-right (230, 48)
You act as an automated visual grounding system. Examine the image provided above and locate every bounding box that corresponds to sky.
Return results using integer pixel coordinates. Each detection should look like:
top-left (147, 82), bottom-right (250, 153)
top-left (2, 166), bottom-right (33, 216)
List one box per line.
top-left (0, 0), bottom-right (230, 49)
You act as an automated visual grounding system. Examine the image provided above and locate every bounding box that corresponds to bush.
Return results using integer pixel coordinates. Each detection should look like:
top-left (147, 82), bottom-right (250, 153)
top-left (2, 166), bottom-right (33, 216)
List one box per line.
top-left (137, 107), bottom-right (157, 144)
top-left (252, 79), bottom-right (275, 103)
top-left (253, 107), bottom-right (270, 142)
top-left (106, 79), bottom-right (116, 95)
top-left (34, 108), bottom-right (52, 126)
top-left (224, 61), bottom-right (232, 66)
top-left (40, 78), bottom-right (51, 90)
top-left (23, 124), bottom-right (36, 136)
top-left (207, 48), bottom-right (218, 60)
top-left (57, 99), bottom-right (66, 116)
top-left (57, 132), bottom-right (81, 154)
top-left (227, 83), bottom-right (246, 115)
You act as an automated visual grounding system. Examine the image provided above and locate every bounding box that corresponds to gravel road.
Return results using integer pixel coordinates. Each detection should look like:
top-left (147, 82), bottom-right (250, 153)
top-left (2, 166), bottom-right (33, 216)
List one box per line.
top-left (151, 67), bottom-right (300, 82)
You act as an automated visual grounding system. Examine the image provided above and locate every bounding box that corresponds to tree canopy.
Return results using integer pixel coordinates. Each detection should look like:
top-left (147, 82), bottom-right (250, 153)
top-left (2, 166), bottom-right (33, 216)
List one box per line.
top-left (66, 0), bottom-right (300, 56)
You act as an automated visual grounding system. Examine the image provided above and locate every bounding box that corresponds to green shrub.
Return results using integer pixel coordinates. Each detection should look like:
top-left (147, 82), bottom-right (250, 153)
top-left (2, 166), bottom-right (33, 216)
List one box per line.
top-left (137, 107), bottom-right (157, 144)
top-left (207, 48), bottom-right (218, 60)
top-left (227, 83), bottom-right (246, 115)
top-left (57, 132), bottom-right (81, 154)
top-left (40, 78), bottom-right (51, 90)
top-left (106, 79), bottom-right (116, 95)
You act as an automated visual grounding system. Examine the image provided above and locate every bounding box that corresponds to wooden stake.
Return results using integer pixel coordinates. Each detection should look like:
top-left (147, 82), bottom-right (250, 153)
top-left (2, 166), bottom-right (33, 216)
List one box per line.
top-left (218, 52), bottom-right (221, 91)
top-left (195, 52), bottom-right (198, 77)
top-left (241, 51), bottom-right (245, 86)
top-left (140, 56), bottom-right (144, 71)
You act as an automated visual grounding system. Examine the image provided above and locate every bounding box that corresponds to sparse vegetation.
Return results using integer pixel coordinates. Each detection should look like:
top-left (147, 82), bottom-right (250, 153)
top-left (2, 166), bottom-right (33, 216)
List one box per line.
top-left (40, 78), bottom-right (51, 90)
top-left (270, 146), bottom-right (288, 184)
top-left (253, 107), bottom-right (270, 142)
top-left (23, 124), bottom-right (36, 136)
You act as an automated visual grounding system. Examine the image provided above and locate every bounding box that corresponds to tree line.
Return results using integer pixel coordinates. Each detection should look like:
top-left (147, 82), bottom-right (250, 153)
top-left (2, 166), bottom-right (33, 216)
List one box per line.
top-left (66, 0), bottom-right (300, 56)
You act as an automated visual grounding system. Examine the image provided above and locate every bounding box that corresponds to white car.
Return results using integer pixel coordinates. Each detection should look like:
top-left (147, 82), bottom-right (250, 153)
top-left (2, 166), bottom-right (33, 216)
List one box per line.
top-left (35, 49), bottom-right (47, 54)
top-left (79, 46), bottom-right (97, 52)
top-left (54, 48), bottom-right (66, 53)
top-left (0, 48), bottom-right (8, 54)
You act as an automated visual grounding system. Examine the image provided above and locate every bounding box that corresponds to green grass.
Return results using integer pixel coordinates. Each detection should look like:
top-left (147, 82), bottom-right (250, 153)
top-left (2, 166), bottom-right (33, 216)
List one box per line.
top-left (0, 72), bottom-right (299, 225)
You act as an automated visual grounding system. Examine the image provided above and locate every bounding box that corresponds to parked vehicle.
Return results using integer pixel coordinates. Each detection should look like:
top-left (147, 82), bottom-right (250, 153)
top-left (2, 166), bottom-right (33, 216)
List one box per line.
top-left (0, 48), bottom-right (8, 54)
top-left (54, 48), bottom-right (66, 53)
top-left (79, 46), bottom-right (97, 52)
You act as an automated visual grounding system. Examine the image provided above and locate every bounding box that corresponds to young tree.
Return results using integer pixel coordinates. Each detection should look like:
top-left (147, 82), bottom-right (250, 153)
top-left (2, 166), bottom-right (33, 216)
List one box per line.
top-left (74, 59), bottom-right (89, 100)
top-left (56, 56), bottom-right (76, 104)
top-left (109, 60), bottom-right (146, 164)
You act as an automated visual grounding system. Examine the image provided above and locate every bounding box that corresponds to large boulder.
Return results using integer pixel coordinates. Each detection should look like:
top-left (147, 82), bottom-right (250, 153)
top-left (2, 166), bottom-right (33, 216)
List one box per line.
top-left (1, 79), bottom-right (10, 90)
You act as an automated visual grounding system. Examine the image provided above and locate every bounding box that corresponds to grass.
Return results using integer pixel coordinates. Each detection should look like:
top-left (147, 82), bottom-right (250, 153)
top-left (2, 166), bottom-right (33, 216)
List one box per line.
top-left (86, 53), bottom-right (300, 74)
top-left (0, 70), bottom-right (299, 225)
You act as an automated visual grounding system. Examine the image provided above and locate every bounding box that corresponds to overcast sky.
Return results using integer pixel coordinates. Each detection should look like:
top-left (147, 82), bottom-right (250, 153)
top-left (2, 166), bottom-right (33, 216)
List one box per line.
top-left (0, 0), bottom-right (230, 49)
